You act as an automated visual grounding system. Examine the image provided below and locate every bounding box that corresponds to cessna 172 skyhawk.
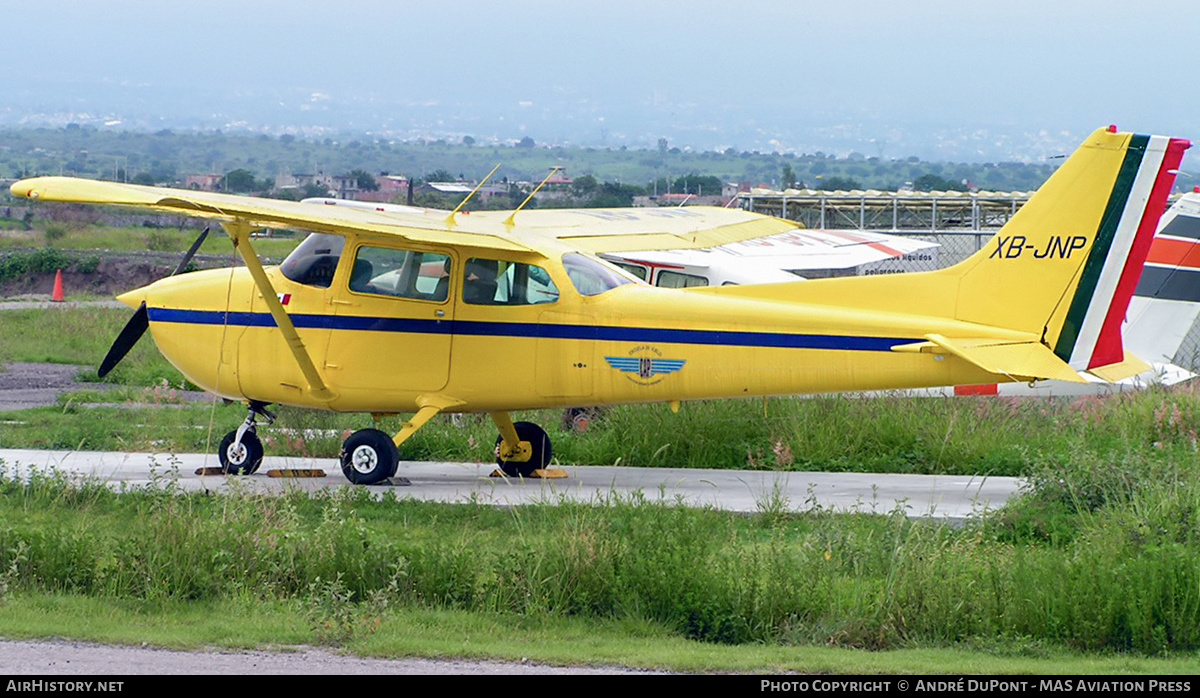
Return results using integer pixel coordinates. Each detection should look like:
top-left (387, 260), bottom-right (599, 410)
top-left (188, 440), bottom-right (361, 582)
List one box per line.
top-left (9, 127), bottom-right (1190, 483)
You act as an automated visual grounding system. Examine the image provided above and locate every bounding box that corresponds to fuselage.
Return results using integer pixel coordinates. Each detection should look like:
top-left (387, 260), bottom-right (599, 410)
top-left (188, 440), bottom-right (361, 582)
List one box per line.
top-left (126, 231), bottom-right (1018, 414)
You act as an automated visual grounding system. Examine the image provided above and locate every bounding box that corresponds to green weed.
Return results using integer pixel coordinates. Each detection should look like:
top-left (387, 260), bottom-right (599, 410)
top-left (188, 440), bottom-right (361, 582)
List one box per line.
top-left (2, 463), bottom-right (1200, 655)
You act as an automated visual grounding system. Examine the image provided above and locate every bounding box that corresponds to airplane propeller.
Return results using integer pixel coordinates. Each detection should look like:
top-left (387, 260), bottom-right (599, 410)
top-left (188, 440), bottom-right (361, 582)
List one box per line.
top-left (98, 226), bottom-right (210, 378)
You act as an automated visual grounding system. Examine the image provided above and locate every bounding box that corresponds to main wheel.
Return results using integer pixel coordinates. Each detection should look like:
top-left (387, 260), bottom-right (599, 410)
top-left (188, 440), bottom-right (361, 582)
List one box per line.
top-left (218, 430), bottom-right (264, 475)
top-left (495, 421), bottom-right (552, 477)
top-left (340, 428), bottom-right (399, 485)
top-left (561, 406), bottom-right (604, 433)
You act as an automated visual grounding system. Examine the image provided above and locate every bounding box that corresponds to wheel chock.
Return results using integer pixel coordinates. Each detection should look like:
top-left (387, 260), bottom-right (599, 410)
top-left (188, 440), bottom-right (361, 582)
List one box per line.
top-left (195, 467), bottom-right (328, 477)
top-left (488, 468), bottom-right (569, 479)
top-left (266, 469), bottom-right (327, 478)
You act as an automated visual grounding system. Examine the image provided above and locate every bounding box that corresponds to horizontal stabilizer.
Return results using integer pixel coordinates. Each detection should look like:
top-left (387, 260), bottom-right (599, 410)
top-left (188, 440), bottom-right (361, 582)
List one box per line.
top-left (1086, 351), bottom-right (1152, 383)
top-left (893, 334), bottom-right (1086, 383)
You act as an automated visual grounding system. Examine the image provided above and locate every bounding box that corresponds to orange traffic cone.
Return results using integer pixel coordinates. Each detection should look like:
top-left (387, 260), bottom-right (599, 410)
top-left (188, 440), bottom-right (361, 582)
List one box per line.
top-left (51, 269), bottom-right (65, 302)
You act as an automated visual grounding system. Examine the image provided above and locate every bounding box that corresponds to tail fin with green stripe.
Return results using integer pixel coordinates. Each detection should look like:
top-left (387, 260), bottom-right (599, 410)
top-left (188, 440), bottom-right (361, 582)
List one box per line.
top-left (946, 127), bottom-right (1189, 375)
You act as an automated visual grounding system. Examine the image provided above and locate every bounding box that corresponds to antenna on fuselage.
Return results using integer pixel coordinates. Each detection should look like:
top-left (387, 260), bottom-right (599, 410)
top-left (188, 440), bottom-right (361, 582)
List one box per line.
top-left (445, 162), bottom-right (502, 228)
top-left (504, 166), bottom-right (563, 228)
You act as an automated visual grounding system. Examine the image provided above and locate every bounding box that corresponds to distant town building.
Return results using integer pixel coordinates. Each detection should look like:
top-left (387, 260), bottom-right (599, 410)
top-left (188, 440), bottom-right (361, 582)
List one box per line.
top-left (185, 174), bottom-right (221, 191)
top-left (274, 172), bottom-right (359, 199)
top-left (356, 174), bottom-right (410, 203)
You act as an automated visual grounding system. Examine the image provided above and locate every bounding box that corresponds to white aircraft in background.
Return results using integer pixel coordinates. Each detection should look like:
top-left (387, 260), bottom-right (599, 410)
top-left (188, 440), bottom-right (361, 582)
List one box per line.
top-left (599, 229), bottom-right (939, 287)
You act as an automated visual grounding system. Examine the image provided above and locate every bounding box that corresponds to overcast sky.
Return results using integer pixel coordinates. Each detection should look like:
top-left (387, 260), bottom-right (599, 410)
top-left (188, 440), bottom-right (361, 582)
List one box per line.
top-left (7, 0), bottom-right (1198, 159)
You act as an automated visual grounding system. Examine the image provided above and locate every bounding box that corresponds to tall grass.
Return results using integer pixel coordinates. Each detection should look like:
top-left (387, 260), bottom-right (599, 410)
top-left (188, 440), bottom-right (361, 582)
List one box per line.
top-left (2, 455), bottom-right (1199, 654)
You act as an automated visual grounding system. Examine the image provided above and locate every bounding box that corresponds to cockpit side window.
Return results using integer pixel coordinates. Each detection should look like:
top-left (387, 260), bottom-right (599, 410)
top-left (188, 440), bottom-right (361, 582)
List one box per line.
top-left (280, 233), bottom-right (346, 288)
top-left (562, 253), bottom-right (635, 297)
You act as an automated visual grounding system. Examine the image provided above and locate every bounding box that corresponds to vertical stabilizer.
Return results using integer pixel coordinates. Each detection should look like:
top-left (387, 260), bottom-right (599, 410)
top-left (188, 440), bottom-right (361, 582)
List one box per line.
top-left (947, 128), bottom-right (1189, 372)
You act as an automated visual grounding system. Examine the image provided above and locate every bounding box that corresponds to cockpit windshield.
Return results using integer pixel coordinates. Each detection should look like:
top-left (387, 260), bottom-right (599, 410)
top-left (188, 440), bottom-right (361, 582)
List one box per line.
top-left (280, 233), bottom-right (346, 288)
top-left (562, 253), bottom-right (637, 297)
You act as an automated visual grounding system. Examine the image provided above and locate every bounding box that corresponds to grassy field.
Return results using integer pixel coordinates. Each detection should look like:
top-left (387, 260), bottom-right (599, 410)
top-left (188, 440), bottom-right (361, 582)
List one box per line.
top-left (1, 461), bottom-right (1199, 672)
top-left (4, 304), bottom-right (1200, 671)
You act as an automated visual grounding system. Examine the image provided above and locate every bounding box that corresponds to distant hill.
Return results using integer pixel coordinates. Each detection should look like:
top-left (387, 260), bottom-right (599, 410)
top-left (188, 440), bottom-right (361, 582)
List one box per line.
top-left (0, 126), bottom-right (1075, 196)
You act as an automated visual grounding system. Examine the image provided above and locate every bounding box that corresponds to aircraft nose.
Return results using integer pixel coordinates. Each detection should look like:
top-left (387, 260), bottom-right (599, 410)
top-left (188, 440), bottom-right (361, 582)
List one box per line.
top-left (9, 180), bottom-right (35, 199)
top-left (117, 287), bottom-right (148, 310)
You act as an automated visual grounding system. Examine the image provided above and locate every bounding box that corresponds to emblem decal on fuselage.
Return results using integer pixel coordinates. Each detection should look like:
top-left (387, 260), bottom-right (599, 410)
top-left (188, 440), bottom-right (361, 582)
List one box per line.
top-left (604, 346), bottom-right (685, 386)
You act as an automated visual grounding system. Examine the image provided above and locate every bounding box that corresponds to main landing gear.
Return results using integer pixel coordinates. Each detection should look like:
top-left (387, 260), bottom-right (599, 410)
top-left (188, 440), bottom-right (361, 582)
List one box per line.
top-left (493, 420), bottom-right (552, 477)
top-left (335, 410), bottom-right (554, 483)
top-left (339, 428), bottom-right (399, 485)
top-left (215, 400), bottom-right (557, 484)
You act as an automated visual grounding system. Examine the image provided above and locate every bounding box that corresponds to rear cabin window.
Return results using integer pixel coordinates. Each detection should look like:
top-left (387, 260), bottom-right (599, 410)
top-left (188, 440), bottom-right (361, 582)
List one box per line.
top-left (611, 261), bottom-right (649, 281)
top-left (280, 233), bottom-right (346, 288)
top-left (463, 258), bottom-right (559, 306)
top-left (657, 270), bottom-right (709, 288)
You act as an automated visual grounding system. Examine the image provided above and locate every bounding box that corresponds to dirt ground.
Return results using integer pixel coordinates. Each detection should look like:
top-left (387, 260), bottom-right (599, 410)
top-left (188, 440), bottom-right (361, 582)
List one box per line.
top-left (0, 361), bottom-right (114, 412)
top-left (0, 639), bottom-right (660, 675)
top-left (0, 251), bottom-right (236, 298)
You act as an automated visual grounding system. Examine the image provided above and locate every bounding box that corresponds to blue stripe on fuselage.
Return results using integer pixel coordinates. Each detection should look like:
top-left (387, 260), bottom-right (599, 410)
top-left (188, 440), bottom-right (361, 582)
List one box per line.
top-left (146, 307), bottom-right (913, 352)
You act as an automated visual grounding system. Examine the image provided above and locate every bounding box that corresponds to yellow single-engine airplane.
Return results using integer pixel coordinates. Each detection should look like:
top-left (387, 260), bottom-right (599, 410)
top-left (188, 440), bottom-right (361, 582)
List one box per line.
top-left (9, 127), bottom-right (1190, 483)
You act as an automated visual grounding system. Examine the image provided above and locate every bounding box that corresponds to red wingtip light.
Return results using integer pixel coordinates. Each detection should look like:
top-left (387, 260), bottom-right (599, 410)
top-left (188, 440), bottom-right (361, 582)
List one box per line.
top-left (1107, 124), bottom-right (1118, 133)
top-left (1194, 186), bottom-right (1199, 194)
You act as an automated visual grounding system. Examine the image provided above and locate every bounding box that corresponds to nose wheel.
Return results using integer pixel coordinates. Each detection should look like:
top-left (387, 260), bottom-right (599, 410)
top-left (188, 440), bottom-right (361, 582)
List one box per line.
top-left (218, 429), bottom-right (264, 475)
top-left (217, 401), bottom-right (273, 475)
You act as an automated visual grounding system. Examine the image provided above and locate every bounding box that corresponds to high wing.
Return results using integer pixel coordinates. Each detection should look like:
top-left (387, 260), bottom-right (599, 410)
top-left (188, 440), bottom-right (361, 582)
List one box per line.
top-left (11, 177), bottom-right (798, 255)
top-left (11, 177), bottom-right (535, 254)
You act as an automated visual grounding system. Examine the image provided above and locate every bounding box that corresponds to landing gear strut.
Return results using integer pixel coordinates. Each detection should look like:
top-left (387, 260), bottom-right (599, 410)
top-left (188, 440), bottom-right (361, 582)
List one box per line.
top-left (218, 401), bottom-right (274, 475)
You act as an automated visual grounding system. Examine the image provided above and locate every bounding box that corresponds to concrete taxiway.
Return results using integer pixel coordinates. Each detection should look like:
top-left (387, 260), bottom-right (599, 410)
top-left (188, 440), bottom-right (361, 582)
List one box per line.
top-left (0, 448), bottom-right (1020, 521)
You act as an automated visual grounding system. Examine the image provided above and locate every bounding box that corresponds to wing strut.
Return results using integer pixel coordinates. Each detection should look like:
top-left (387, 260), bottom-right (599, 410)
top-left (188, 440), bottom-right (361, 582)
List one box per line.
top-left (224, 221), bottom-right (336, 403)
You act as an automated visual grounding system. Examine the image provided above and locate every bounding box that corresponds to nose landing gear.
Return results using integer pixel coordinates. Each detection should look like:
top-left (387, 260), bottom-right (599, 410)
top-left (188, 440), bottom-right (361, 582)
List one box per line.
top-left (218, 401), bottom-right (274, 475)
